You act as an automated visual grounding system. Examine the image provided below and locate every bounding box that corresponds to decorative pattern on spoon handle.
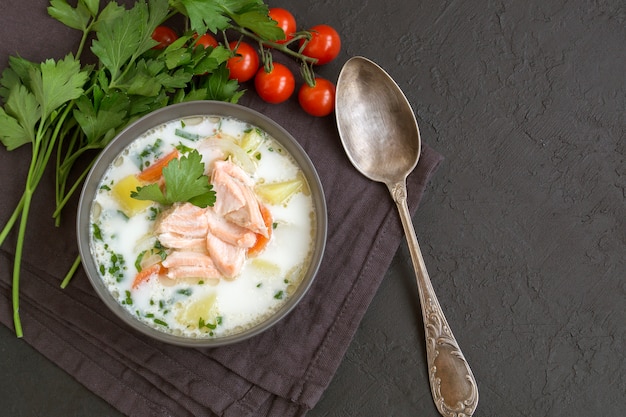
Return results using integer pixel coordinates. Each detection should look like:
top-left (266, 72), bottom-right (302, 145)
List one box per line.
top-left (389, 180), bottom-right (479, 417)
top-left (424, 296), bottom-right (479, 417)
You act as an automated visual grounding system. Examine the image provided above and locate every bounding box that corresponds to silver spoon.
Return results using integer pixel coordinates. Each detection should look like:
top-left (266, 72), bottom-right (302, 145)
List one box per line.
top-left (335, 56), bottom-right (479, 416)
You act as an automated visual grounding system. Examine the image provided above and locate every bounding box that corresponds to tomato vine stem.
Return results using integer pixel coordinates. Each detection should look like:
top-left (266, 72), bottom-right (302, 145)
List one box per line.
top-left (229, 25), bottom-right (318, 87)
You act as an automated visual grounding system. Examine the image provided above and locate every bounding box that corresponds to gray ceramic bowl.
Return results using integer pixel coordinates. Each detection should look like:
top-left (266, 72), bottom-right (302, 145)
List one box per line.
top-left (77, 101), bottom-right (327, 347)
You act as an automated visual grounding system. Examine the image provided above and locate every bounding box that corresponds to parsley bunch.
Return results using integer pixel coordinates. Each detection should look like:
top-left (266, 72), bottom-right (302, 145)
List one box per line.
top-left (0, 0), bottom-right (283, 337)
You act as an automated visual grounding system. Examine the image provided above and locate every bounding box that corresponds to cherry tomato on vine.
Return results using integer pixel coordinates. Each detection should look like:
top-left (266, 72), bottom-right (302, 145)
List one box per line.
top-left (226, 41), bottom-right (259, 83)
top-left (254, 63), bottom-right (295, 104)
top-left (269, 8), bottom-right (296, 44)
top-left (300, 24), bottom-right (341, 65)
top-left (151, 26), bottom-right (178, 50)
top-left (194, 33), bottom-right (218, 49)
top-left (298, 77), bottom-right (336, 117)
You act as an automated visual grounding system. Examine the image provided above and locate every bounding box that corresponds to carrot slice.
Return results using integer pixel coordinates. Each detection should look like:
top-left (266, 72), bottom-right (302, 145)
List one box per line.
top-left (136, 149), bottom-right (179, 182)
top-left (248, 204), bottom-right (273, 256)
top-left (132, 263), bottom-right (164, 289)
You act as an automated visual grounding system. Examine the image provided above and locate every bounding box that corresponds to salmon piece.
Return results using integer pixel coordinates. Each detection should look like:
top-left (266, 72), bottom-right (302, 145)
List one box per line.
top-left (155, 202), bottom-right (208, 238)
top-left (166, 265), bottom-right (222, 280)
top-left (158, 233), bottom-right (206, 250)
top-left (211, 160), bottom-right (268, 237)
top-left (155, 202), bottom-right (209, 250)
top-left (213, 159), bottom-right (254, 186)
top-left (205, 207), bottom-right (256, 248)
top-left (162, 250), bottom-right (221, 280)
top-left (212, 164), bottom-right (247, 215)
top-left (225, 190), bottom-right (267, 237)
top-left (206, 234), bottom-right (246, 278)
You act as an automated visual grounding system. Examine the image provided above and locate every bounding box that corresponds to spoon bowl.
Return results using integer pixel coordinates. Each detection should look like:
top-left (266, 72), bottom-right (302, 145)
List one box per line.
top-left (335, 58), bottom-right (420, 184)
top-left (336, 56), bottom-right (479, 416)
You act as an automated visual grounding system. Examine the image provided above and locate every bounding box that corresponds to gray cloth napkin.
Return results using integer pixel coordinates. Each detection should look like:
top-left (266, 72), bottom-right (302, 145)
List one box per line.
top-left (0, 6), bottom-right (443, 413)
top-left (0, 89), bottom-right (441, 415)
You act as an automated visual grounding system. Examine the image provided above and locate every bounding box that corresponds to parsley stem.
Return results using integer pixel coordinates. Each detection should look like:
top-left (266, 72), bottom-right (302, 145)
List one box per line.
top-left (75, 22), bottom-right (96, 61)
top-left (53, 158), bottom-right (96, 222)
top-left (60, 255), bottom-right (81, 289)
top-left (0, 194), bottom-right (25, 247)
top-left (10, 101), bottom-right (72, 337)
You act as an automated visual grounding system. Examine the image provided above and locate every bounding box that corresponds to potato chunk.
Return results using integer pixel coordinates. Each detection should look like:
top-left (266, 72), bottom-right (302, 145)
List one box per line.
top-left (112, 175), bottom-right (152, 216)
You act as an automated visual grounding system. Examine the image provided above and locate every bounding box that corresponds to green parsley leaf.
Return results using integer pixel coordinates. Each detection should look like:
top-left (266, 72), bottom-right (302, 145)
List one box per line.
top-left (0, 85), bottom-right (40, 149)
top-left (202, 64), bottom-right (244, 103)
top-left (73, 92), bottom-right (130, 145)
top-left (176, 0), bottom-right (232, 34)
top-left (91, 0), bottom-right (167, 83)
top-left (231, 10), bottom-right (284, 40)
top-left (31, 55), bottom-right (88, 120)
top-left (47, 0), bottom-right (94, 31)
top-left (131, 149), bottom-right (216, 208)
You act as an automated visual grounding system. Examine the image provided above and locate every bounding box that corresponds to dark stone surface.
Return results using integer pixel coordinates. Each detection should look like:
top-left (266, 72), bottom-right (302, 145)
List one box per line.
top-left (0, 0), bottom-right (624, 416)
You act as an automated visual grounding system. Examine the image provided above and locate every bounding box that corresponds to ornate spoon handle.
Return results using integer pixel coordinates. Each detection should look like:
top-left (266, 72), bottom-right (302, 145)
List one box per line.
top-left (389, 181), bottom-right (479, 417)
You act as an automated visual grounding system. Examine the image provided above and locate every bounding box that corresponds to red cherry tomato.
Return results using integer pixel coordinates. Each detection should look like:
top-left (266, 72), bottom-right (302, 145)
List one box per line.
top-left (226, 41), bottom-right (260, 83)
top-left (268, 8), bottom-right (296, 44)
top-left (194, 33), bottom-right (218, 49)
top-left (151, 26), bottom-right (178, 50)
top-left (298, 77), bottom-right (336, 117)
top-left (300, 24), bottom-right (341, 65)
top-left (254, 63), bottom-right (295, 104)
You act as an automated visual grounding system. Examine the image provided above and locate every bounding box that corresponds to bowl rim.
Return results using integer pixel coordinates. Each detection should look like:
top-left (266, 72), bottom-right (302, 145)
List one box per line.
top-left (76, 100), bottom-right (327, 347)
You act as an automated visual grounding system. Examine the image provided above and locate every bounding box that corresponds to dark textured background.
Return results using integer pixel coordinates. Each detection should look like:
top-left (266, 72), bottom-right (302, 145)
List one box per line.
top-left (1, 0), bottom-right (624, 416)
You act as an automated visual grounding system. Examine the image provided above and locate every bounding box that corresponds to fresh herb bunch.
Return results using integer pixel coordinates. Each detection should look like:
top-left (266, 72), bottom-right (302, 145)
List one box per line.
top-left (0, 0), bottom-right (284, 337)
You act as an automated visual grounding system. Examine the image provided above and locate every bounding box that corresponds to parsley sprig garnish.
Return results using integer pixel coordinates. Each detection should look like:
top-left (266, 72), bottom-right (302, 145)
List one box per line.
top-left (131, 149), bottom-right (216, 208)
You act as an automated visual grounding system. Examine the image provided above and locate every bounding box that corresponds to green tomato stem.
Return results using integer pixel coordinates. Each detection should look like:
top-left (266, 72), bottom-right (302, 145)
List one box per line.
top-left (230, 25), bottom-right (319, 84)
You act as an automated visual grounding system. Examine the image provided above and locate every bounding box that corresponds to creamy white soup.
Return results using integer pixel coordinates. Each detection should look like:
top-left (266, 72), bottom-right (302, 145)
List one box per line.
top-left (89, 115), bottom-right (315, 338)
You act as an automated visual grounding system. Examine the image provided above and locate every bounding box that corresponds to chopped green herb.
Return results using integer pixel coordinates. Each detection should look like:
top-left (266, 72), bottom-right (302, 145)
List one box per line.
top-left (175, 128), bottom-right (201, 141)
top-left (108, 252), bottom-right (126, 282)
top-left (148, 206), bottom-right (160, 221)
top-left (139, 138), bottom-right (164, 169)
top-left (135, 250), bottom-right (146, 272)
top-left (123, 290), bottom-right (133, 305)
top-left (274, 290), bottom-right (284, 300)
top-left (154, 318), bottom-right (168, 327)
top-left (198, 315), bottom-right (223, 332)
top-left (177, 288), bottom-right (192, 296)
top-left (176, 142), bottom-right (194, 154)
top-left (92, 223), bottom-right (103, 240)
